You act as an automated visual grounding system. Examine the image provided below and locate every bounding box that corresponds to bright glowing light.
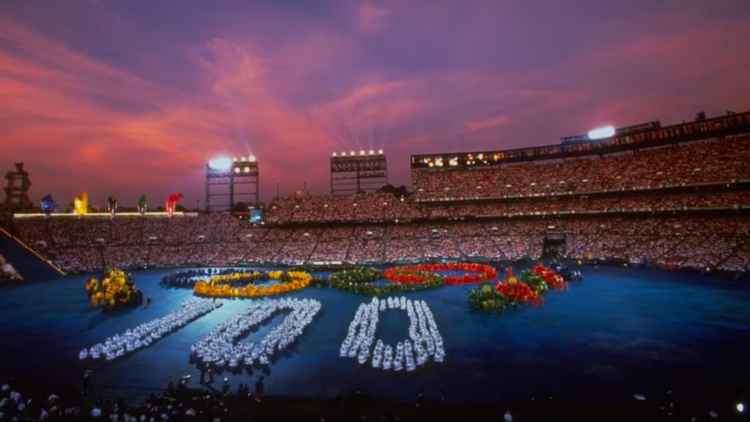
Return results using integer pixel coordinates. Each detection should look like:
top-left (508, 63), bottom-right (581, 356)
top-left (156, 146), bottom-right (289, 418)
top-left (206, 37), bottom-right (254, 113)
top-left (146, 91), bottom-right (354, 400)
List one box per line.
top-left (588, 126), bottom-right (615, 140)
top-left (249, 155), bottom-right (256, 162)
top-left (350, 151), bottom-right (355, 156)
top-left (244, 167), bottom-right (250, 173)
top-left (234, 167), bottom-right (241, 173)
top-left (369, 149), bottom-right (374, 155)
top-left (233, 157), bottom-right (238, 162)
top-left (360, 150), bottom-right (365, 155)
top-left (241, 156), bottom-right (246, 161)
top-left (738, 403), bottom-right (745, 413)
top-left (378, 149), bottom-right (383, 154)
top-left (341, 151), bottom-right (346, 156)
top-left (333, 152), bottom-right (337, 156)
top-left (208, 157), bottom-right (232, 171)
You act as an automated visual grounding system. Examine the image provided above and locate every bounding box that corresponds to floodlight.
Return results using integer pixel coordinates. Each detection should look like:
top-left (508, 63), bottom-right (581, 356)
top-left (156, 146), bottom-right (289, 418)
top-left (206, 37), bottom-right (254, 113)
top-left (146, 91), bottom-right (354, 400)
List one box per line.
top-left (341, 151), bottom-right (346, 156)
top-left (208, 157), bottom-right (232, 171)
top-left (588, 126), bottom-right (615, 140)
top-left (350, 151), bottom-right (355, 155)
top-left (244, 167), bottom-right (250, 173)
top-left (233, 157), bottom-right (238, 162)
top-left (369, 149), bottom-right (374, 155)
top-left (333, 152), bottom-right (337, 156)
top-left (249, 155), bottom-right (256, 162)
top-left (234, 167), bottom-right (241, 173)
top-left (241, 156), bottom-right (246, 161)
top-left (378, 149), bottom-right (383, 154)
top-left (738, 403), bottom-right (745, 413)
top-left (359, 150), bottom-right (365, 155)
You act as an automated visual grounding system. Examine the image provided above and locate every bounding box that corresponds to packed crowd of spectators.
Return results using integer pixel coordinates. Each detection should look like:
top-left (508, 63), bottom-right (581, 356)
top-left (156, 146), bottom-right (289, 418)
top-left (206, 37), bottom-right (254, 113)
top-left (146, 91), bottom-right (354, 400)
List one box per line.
top-left (9, 136), bottom-right (750, 276)
top-left (12, 212), bottom-right (750, 275)
top-left (266, 192), bottom-right (422, 224)
top-left (413, 136), bottom-right (750, 201)
top-left (263, 190), bottom-right (749, 223)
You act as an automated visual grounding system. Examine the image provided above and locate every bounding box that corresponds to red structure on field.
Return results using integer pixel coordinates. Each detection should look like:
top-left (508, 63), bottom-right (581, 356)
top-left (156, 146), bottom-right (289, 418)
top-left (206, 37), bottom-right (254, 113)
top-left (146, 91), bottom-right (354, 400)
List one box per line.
top-left (165, 193), bottom-right (183, 215)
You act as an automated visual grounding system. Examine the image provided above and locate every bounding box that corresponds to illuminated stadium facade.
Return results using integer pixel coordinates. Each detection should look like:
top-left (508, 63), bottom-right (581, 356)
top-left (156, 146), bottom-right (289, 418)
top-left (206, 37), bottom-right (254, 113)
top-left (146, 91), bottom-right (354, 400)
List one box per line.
top-left (410, 110), bottom-right (750, 173)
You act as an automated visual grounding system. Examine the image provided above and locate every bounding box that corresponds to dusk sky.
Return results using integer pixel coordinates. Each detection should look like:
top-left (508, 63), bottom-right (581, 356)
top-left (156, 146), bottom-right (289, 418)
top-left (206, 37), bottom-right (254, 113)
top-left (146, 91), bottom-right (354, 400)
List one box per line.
top-left (1, 0), bottom-right (749, 208)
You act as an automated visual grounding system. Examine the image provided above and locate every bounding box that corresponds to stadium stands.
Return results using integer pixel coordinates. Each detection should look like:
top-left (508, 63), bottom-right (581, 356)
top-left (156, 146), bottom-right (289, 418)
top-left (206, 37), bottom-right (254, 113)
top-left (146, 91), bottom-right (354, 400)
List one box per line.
top-left (10, 212), bottom-right (750, 275)
top-left (8, 133), bottom-right (750, 277)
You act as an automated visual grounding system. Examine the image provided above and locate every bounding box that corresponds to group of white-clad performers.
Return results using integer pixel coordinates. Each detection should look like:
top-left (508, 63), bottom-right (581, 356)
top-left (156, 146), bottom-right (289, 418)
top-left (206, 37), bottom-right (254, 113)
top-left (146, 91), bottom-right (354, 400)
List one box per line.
top-left (341, 296), bottom-right (445, 372)
top-left (79, 299), bottom-right (222, 361)
top-left (191, 298), bottom-right (321, 368)
top-left (78, 294), bottom-right (444, 377)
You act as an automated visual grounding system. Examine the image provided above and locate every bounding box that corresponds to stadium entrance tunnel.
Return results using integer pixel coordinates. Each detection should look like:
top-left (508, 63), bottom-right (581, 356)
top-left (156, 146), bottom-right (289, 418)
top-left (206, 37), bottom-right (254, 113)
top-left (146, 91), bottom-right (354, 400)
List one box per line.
top-left (542, 233), bottom-right (567, 259)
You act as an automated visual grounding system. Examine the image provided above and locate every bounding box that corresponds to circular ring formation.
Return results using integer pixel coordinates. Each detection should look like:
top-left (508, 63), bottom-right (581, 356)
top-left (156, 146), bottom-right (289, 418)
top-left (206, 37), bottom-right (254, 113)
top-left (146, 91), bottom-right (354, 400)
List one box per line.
top-left (194, 271), bottom-right (312, 298)
top-left (384, 263), bottom-right (498, 285)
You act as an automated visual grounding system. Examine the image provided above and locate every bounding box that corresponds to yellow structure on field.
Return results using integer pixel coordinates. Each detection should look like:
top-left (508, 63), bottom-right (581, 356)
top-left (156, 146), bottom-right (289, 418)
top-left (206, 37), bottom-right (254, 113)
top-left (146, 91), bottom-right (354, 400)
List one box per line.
top-left (74, 191), bottom-right (88, 215)
top-left (86, 268), bottom-right (142, 310)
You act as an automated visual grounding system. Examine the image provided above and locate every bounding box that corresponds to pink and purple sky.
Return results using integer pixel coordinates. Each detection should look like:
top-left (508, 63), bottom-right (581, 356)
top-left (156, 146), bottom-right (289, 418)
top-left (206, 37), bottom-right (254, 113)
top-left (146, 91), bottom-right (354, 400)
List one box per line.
top-left (1, 0), bottom-right (749, 207)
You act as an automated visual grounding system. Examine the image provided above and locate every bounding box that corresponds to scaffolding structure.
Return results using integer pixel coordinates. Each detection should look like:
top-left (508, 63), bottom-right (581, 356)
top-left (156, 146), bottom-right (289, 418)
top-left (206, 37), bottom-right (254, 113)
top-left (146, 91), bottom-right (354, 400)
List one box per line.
top-left (205, 157), bottom-right (259, 212)
top-left (3, 163), bottom-right (33, 212)
top-left (330, 151), bottom-right (388, 195)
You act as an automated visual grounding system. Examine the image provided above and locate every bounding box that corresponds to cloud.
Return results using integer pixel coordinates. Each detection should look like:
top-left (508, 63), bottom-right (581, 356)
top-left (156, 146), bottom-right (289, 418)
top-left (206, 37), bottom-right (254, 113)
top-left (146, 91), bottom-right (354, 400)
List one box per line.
top-left (462, 114), bottom-right (512, 133)
top-left (357, 3), bottom-right (391, 33)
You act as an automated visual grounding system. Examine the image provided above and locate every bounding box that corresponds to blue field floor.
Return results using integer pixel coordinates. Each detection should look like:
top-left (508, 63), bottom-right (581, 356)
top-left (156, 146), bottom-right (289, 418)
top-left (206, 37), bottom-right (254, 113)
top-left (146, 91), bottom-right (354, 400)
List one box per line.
top-left (1, 266), bottom-right (749, 408)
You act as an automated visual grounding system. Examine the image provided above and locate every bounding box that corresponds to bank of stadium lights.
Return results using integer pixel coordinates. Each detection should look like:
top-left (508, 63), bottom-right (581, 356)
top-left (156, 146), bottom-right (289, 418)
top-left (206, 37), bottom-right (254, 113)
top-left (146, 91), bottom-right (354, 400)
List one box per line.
top-left (210, 156), bottom-right (256, 174)
top-left (208, 157), bottom-right (232, 171)
top-left (333, 150), bottom-right (383, 157)
top-left (588, 126), bottom-right (615, 140)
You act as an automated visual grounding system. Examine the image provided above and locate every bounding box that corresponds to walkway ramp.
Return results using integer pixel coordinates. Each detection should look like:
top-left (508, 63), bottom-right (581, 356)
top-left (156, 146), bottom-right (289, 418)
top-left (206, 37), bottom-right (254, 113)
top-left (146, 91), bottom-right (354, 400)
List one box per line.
top-left (0, 227), bottom-right (65, 281)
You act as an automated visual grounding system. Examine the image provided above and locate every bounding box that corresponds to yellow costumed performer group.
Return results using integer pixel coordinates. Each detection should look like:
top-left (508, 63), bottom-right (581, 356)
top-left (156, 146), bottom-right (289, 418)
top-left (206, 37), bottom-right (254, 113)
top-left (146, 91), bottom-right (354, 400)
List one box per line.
top-left (86, 269), bottom-right (144, 311)
top-left (194, 270), bottom-right (312, 298)
top-left (208, 270), bottom-right (266, 285)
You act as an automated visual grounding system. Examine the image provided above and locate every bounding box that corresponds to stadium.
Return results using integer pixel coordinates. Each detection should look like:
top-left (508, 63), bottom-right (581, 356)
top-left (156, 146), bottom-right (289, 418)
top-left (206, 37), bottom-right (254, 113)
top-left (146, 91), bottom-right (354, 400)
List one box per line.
top-left (1, 109), bottom-right (750, 421)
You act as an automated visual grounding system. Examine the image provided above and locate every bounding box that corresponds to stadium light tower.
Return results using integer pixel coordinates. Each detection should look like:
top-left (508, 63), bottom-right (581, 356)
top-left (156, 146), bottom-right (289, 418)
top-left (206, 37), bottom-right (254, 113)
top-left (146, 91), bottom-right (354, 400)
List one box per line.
top-left (330, 150), bottom-right (388, 195)
top-left (205, 156), bottom-right (259, 212)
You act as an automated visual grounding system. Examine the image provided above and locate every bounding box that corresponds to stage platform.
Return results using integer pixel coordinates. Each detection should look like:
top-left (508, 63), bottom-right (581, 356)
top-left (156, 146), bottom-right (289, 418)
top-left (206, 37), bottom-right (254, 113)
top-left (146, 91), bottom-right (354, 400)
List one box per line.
top-left (0, 265), bottom-right (748, 412)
